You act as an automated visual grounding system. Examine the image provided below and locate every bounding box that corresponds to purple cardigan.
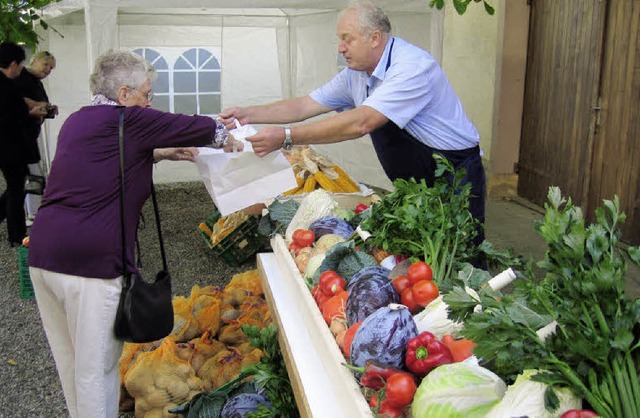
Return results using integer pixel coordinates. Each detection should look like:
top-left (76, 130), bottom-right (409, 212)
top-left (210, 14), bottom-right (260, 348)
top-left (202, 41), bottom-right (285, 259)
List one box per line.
top-left (28, 105), bottom-right (217, 279)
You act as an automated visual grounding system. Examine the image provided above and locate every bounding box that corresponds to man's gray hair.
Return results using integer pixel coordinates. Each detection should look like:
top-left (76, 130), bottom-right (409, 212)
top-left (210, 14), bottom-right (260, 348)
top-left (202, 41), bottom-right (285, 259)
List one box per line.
top-left (343, 1), bottom-right (392, 37)
top-left (89, 50), bottom-right (156, 100)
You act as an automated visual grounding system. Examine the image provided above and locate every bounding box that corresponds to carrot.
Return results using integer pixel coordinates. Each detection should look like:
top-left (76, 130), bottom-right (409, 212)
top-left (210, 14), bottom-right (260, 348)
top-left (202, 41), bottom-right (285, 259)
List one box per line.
top-left (441, 334), bottom-right (477, 362)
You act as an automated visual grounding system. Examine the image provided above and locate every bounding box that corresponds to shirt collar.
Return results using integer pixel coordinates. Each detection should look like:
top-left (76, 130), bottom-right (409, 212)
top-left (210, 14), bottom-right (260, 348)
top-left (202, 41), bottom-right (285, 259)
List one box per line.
top-left (367, 37), bottom-right (395, 90)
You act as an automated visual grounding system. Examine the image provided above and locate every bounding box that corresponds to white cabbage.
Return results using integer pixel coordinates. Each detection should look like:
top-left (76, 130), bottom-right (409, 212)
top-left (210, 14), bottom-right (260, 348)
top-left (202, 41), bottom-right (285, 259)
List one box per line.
top-left (486, 369), bottom-right (582, 418)
top-left (285, 189), bottom-right (337, 242)
top-left (411, 361), bottom-right (507, 418)
top-left (413, 295), bottom-right (464, 339)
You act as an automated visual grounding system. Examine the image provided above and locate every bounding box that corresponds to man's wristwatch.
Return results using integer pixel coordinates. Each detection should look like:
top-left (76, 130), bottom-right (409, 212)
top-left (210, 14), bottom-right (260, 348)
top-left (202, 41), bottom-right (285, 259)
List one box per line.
top-left (282, 126), bottom-right (293, 151)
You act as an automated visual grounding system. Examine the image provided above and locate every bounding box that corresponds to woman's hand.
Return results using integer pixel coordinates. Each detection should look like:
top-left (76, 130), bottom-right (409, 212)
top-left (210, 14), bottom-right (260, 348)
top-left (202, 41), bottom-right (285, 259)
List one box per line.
top-left (222, 135), bottom-right (244, 153)
top-left (153, 147), bottom-right (199, 162)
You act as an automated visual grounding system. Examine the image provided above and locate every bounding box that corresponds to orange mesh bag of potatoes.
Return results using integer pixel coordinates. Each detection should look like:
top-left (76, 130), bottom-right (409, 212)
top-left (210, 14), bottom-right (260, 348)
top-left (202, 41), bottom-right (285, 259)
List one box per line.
top-left (224, 269), bottom-right (263, 296)
top-left (170, 296), bottom-right (199, 342)
top-left (188, 285), bottom-right (222, 336)
top-left (124, 338), bottom-right (203, 418)
top-left (196, 347), bottom-right (245, 391)
top-left (189, 331), bottom-right (226, 374)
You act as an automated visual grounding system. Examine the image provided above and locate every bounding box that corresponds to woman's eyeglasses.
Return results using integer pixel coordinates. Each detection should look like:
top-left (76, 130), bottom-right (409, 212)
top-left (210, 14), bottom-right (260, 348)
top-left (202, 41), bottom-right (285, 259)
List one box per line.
top-left (127, 86), bottom-right (154, 102)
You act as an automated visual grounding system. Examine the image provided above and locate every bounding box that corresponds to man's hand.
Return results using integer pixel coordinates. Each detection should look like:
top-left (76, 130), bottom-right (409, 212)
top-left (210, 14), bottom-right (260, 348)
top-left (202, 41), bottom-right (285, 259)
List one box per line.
top-left (153, 147), bottom-right (199, 162)
top-left (246, 126), bottom-right (286, 157)
top-left (218, 107), bottom-right (249, 131)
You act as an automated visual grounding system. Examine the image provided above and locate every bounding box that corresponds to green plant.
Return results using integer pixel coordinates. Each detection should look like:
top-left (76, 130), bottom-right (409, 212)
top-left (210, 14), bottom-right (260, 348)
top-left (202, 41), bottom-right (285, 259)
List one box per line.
top-left (429, 0), bottom-right (495, 16)
top-left (0, 0), bottom-right (62, 50)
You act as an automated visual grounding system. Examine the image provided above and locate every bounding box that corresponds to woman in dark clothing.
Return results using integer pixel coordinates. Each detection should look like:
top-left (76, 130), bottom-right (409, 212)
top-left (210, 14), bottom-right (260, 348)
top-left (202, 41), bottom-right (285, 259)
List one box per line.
top-left (14, 51), bottom-right (58, 220)
top-left (0, 42), bottom-right (47, 247)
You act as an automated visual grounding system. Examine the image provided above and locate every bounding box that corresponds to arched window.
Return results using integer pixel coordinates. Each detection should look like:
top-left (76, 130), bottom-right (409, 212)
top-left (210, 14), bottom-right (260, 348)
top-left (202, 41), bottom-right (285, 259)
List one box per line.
top-left (132, 48), bottom-right (170, 112)
top-left (132, 47), bottom-right (221, 116)
top-left (173, 48), bottom-right (221, 116)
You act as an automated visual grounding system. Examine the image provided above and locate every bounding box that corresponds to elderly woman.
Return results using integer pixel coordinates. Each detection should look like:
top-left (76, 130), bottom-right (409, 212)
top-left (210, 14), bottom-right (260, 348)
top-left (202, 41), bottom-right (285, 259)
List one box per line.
top-left (15, 51), bottom-right (59, 220)
top-left (27, 50), bottom-right (241, 418)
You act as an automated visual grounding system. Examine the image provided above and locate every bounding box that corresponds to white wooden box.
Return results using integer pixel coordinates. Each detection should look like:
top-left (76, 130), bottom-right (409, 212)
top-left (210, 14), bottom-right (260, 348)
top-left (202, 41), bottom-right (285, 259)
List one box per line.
top-left (256, 234), bottom-right (373, 418)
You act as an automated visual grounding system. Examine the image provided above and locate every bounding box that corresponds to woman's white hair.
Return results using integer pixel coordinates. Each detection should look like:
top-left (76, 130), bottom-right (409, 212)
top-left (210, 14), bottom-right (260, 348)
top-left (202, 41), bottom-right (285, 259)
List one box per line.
top-left (89, 50), bottom-right (157, 100)
top-left (342, 1), bottom-right (392, 37)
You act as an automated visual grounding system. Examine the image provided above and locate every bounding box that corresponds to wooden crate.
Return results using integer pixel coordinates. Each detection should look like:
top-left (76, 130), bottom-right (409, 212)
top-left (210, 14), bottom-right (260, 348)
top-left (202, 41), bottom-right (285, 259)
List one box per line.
top-left (256, 234), bottom-right (372, 418)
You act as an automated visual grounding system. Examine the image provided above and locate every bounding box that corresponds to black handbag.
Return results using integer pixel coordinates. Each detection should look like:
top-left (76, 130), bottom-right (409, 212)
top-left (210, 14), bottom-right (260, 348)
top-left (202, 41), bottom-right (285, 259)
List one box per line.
top-left (114, 107), bottom-right (174, 343)
top-left (25, 174), bottom-right (45, 195)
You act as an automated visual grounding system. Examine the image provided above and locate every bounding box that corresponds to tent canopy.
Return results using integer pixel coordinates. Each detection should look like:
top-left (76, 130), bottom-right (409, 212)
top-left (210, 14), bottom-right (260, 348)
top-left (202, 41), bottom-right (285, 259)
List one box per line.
top-left (39, 0), bottom-right (444, 190)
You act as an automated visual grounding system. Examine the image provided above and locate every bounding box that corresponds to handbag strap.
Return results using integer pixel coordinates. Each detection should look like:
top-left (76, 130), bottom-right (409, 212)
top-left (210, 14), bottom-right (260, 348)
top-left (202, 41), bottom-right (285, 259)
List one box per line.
top-left (118, 107), bottom-right (168, 282)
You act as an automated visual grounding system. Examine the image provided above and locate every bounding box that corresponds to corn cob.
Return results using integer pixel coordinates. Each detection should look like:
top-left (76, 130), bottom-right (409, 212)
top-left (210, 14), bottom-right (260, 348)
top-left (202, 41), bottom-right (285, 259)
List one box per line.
top-left (314, 171), bottom-right (340, 192)
top-left (333, 165), bottom-right (360, 193)
top-left (303, 176), bottom-right (317, 193)
top-left (282, 185), bottom-right (302, 196)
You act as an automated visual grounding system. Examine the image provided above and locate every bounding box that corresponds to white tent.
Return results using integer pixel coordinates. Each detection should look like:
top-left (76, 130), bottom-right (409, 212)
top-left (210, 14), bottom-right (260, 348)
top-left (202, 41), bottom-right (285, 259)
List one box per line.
top-left (37, 0), bottom-right (484, 191)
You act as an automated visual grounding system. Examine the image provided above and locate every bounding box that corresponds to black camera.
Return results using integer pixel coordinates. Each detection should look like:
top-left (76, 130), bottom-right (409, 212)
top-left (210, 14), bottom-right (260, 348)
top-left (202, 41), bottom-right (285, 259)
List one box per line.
top-left (44, 104), bottom-right (57, 119)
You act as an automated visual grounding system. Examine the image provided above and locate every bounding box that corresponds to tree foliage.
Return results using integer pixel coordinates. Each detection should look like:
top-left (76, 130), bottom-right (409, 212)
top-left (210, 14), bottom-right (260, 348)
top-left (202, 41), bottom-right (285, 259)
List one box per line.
top-left (0, 0), bottom-right (62, 51)
top-left (429, 0), bottom-right (495, 15)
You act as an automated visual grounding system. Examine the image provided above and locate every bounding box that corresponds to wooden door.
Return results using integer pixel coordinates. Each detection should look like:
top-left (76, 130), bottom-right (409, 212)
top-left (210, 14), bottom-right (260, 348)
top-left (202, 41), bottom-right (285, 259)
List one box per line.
top-left (518, 1), bottom-right (606, 210)
top-left (588, 0), bottom-right (640, 244)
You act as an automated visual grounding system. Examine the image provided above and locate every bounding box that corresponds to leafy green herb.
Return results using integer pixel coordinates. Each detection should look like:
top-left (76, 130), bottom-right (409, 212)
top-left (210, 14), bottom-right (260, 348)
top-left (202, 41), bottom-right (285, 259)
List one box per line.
top-left (243, 325), bottom-right (299, 418)
top-left (455, 187), bottom-right (640, 418)
top-left (361, 154), bottom-right (479, 284)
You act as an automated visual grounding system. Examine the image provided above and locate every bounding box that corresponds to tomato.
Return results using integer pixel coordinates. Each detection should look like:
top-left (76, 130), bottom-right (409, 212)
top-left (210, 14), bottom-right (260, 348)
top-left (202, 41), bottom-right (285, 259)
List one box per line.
top-left (560, 410), bottom-right (598, 418)
top-left (354, 203), bottom-right (369, 214)
top-left (391, 275), bottom-right (412, 294)
top-left (411, 280), bottom-right (439, 307)
top-left (377, 400), bottom-right (405, 418)
top-left (311, 285), bottom-right (330, 308)
top-left (319, 270), bottom-right (340, 283)
top-left (341, 321), bottom-right (362, 358)
top-left (292, 229), bottom-right (315, 247)
top-left (384, 372), bottom-right (417, 408)
top-left (407, 261), bottom-right (433, 285)
top-left (320, 275), bottom-right (346, 297)
top-left (400, 287), bottom-right (419, 313)
top-left (288, 241), bottom-right (303, 257)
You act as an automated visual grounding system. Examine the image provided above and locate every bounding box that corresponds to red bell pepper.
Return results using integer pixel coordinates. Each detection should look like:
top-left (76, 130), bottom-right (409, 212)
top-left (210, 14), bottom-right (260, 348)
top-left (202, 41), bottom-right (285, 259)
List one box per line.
top-left (405, 331), bottom-right (454, 377)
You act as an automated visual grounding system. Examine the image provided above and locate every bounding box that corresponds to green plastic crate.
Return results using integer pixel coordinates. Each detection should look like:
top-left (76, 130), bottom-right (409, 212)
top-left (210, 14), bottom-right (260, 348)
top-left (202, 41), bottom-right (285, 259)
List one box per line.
top-left (17, 245), bottom-right (34, 299)
top-left (197, 210), bottom-right (266, 266)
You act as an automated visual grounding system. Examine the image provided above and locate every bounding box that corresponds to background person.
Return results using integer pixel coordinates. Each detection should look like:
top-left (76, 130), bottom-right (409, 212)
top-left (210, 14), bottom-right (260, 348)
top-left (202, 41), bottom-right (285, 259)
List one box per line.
top-left (27, 49), bottom-right (241, 418)
top-left (15, 50), bottom-right (58, 222)
top-left (0, 42), bottom-right (47, 247)
top-left (220, 0), bottom-right (486, 247)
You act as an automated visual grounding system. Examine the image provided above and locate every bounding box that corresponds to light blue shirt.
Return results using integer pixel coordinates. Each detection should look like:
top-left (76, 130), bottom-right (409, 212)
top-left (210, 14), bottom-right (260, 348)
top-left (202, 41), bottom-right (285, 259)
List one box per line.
top-left (310, 37), bottom-right (480, 151)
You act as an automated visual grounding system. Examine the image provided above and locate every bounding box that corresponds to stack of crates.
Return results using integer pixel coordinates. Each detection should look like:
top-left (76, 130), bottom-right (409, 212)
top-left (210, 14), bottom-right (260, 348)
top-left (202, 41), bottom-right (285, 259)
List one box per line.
top-left (197, 209), bottom-right (266, 267)
top-left (17, 245), bottom-right (34, 299)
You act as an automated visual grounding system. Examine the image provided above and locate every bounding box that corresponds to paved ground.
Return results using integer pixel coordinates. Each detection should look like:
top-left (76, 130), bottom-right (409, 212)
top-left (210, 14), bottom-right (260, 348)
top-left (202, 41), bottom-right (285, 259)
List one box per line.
top-left (0, 181), bottom-right (637, 417)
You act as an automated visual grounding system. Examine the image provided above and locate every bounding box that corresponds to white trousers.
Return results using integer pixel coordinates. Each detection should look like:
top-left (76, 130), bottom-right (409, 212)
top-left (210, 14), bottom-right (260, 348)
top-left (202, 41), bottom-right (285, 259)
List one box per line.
top-left (30, 267), bottom-right (124, 418)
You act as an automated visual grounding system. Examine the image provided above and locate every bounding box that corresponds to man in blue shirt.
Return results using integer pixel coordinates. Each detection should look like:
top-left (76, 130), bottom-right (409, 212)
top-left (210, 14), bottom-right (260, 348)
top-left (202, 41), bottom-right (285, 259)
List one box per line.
top-left (219, 0), bottom-right (486, 244)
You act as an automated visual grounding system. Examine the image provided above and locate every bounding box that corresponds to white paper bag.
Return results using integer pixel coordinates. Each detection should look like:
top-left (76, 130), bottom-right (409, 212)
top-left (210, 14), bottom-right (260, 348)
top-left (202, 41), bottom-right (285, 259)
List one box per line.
top-left (195, 146), bottom-right (297, 216)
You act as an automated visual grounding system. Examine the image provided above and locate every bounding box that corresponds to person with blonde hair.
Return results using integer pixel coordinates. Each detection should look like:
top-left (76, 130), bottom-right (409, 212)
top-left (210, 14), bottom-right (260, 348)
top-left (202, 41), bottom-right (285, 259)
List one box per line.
top-left (28, 49), bottom-right (242, 418)
top-left (15, 50), bottom-right (59, 221)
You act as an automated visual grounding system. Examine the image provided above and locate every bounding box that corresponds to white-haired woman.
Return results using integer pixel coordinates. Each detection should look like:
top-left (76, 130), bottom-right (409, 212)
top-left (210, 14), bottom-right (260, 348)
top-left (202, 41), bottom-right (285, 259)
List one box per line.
top-left (15, 50), bottom-right (58, 221)
top-left (27, 50), bottom-right (241, 418)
